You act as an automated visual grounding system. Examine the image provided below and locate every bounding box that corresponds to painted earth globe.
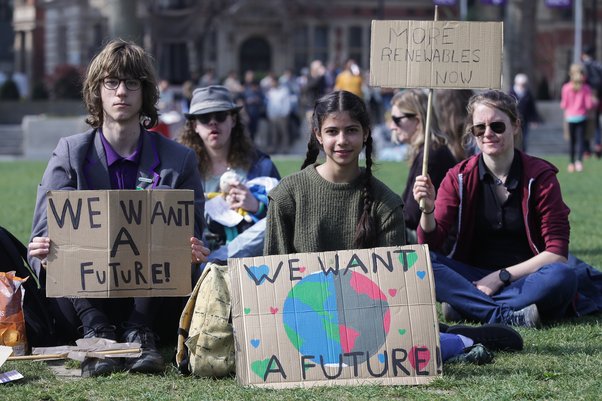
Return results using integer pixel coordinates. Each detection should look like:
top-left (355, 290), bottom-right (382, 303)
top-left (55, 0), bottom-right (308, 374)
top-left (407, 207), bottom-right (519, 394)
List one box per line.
top-left (282, 270), bottom-right (390, 365)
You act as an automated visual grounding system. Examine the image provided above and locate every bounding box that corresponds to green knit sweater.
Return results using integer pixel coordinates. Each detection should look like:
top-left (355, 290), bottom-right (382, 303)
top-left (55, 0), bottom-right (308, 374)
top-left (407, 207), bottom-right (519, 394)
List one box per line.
top-left (264, 164), bottom-right (406, 256)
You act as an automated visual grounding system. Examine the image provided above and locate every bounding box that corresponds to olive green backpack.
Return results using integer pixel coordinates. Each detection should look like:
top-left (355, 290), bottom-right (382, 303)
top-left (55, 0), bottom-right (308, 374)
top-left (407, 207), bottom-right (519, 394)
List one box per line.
top-left (175, 262), bottom-right (235, 377)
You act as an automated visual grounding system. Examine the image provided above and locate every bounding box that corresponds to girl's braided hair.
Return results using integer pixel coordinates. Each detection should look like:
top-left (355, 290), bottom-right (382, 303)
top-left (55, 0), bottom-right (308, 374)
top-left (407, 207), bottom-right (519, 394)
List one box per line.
top-left (301, 90), bottom-right (376, 249)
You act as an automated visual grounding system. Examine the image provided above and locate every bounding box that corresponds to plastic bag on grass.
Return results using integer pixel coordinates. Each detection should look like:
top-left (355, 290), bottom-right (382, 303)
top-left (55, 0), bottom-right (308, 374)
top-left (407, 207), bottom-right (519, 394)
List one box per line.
top-left (0, 271), bottom-right (28, 355)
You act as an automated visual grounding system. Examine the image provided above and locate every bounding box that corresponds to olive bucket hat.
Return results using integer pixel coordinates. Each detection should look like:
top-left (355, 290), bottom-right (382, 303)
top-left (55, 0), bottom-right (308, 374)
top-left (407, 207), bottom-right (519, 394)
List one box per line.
top-left (184, 85), bottom-right (242, 118)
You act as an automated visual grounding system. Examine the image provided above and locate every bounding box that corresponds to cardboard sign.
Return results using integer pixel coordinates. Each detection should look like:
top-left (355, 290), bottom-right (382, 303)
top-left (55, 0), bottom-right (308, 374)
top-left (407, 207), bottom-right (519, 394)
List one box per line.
top-left (370, 20), bottom-right (503, 89)
top-left (230, 245), bottom-right (441, 388)
top-left (46, 190), bottom-right (194, 298)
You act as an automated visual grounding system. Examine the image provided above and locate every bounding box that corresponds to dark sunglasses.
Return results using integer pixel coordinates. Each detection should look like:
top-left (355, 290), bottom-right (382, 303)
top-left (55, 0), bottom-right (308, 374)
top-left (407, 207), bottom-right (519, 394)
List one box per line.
top-left (471, 121), bottom-right (506, 137)
top-left (391, 113), bottom-right (416, 127)
top-left (195, 111), bottom-right (230, 124)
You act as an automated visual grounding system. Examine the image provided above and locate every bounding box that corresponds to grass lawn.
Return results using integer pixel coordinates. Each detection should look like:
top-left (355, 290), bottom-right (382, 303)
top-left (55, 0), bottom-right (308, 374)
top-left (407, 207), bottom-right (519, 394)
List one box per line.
top-left (1, 155), bottom-right (601, 401)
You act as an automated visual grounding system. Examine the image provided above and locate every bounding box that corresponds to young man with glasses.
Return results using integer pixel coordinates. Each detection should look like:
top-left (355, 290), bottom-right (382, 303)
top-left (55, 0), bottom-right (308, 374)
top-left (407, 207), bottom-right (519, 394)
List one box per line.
top-left (413, 90), bottom-right (581, 329)
top-left (28, 39), bottom-right (210, 376)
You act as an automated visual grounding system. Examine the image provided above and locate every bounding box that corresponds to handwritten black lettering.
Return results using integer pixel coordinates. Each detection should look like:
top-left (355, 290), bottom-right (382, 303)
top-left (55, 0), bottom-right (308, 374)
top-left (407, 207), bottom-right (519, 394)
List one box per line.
top-left (288, 258), bottom-right (302, 281)
top-left (152, 262), bottom-right (171, 284)
top-left (109, 262), bottom-right (121, 287)
top-left (110, 227), bottom-right (140, 257)
top-left (87, 197), bottom-right (101, 228)
top-left (301, 355), bottom-right (316, 380)
top-left (135, 261), bottom-right (147, 285)
top-left (345, 352), bottom-right (363, 376)
top-left (80, 262), bottom-right (94, 290)
top-left (412, 27), bottom-right (426, 45)
top-left (414, 347), bottom-right (430, 376)
top-left (395, 250), bottom-right (416, 272)
top-left (319, 354), bottom-right (343, 379)
top-left (388, 27), bottom-right (408, 45)
top-left (120, 199), bottom-right (142, 225)
top-left (49, 197), bottom-right (82, 229)
top-left (150, 200), bottom-right (194, 226)
top-left (318, 254), bottom-right (340, 275)
top-left (244, 261), bottom-right (283, 285)
top-left (263, 355), bottom-right (287, 381)
top-left (150, 201), bottom-right (166, 225)
top-left (392, 348), bottom-right (411, 376)
top-left (177, 200), bottom-right (194, 225)
top-left (366, 351), bottom-right (389, 377)
top-left (372, 251), bottom-right (394, 273)
top-left (344, 253), bottom-right (368, 275)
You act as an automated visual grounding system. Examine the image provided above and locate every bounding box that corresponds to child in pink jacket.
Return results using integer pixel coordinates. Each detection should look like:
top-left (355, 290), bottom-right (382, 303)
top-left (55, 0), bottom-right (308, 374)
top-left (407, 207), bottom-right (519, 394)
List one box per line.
top-left (560, 63), bottom-right (598, 172)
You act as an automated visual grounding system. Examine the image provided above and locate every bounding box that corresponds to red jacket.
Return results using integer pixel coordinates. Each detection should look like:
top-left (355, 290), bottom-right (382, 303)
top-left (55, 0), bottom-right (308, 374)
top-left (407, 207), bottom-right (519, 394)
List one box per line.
top-left (418, 151), bottom-right (570, 263)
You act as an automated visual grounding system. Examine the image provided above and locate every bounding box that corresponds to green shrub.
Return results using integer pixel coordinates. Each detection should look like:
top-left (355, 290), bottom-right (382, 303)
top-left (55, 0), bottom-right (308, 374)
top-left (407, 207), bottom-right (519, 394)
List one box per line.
top-left (0, 78), bottom-right (21, 100)
top-left (50, 64), bottom-right (83, 99)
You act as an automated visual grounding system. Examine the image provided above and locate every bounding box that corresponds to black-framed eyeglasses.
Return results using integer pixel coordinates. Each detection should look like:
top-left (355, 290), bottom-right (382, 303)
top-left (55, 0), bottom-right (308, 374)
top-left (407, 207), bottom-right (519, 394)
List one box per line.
top-left (102, 77), bottom-right (142, 91)
top-left (195, 111), bottom-right (230, 124)
top-left (470, 121), bottom-right (506, 137)
top-left (392, 113), bottom-right (416, 127)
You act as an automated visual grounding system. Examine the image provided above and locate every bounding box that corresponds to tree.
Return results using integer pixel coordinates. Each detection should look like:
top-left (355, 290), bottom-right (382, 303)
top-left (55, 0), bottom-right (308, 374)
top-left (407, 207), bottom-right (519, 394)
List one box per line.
top-left (145, 0), bottom-right (243, 77)
top-left (0, 79), bottom-right (20, 100)
top-left (503, 0), bottom-right (537, 92)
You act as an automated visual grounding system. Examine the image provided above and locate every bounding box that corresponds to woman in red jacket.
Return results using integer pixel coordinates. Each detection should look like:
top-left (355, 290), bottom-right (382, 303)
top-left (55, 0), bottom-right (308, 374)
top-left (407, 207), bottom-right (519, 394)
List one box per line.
top-left (413, 90), bottom-right (577, 328)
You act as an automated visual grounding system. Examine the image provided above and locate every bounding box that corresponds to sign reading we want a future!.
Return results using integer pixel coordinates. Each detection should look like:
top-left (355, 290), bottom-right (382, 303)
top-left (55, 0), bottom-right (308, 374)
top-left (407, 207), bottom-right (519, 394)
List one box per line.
top-left (230, 245), bottom-right (441, 388)
top-left (370, 20), bottom-right (503, 90)
top-left (46, 190), bottom-right (194, 298)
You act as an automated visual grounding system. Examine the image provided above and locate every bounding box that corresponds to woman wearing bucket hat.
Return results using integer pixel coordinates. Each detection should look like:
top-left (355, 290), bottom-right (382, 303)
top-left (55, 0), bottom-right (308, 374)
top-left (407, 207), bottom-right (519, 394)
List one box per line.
top-left (179, 85), bottom-right (280, 271)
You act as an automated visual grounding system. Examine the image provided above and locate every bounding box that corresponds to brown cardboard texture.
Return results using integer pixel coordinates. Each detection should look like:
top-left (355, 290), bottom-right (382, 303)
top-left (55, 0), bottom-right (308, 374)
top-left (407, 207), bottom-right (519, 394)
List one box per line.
top-left (46, 190), bottom-right (193, 298)
top-left (230, 245), bottom-right (441, 388)
top-left (370, 20), bottom-right (503, 89)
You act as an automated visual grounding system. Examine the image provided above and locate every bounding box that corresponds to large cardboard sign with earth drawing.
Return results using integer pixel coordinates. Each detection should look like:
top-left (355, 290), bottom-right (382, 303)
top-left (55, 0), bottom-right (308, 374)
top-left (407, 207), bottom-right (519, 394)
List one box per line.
top-left (46, 190), bottom-right (193, 298)
top-left (230, 245), bottom-right (441, 388)
top-left (370, 20), bottom-right (503, 89)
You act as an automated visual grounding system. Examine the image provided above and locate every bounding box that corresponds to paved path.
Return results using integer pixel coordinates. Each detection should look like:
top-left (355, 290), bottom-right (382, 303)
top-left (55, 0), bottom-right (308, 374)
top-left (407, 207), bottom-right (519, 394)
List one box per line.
top-left (0, 101), bottom-right (577, 160)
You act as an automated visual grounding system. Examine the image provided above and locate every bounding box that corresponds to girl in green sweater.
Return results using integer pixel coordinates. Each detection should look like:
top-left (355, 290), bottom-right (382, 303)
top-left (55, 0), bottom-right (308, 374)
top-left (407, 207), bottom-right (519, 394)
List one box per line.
top-left (264, 90), bottom-right (523, 363)
top-left (264, 90), bottom-right (405, 255)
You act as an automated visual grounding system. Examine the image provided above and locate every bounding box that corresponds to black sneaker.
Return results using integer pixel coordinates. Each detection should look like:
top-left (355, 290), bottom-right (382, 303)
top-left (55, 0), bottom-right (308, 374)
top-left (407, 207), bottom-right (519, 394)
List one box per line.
top-left (122, 325), bottom-right (165, 374)
top-left (506, 304), bottom-right (542, 329)
top-left (79, 325), bottom-right (122, 377)
top-left (442, 302), bottom-right (463, 322)
top-left (447, 323), bottom-right (523, 351)
top-left (446, 344), bottom-right (494, 365)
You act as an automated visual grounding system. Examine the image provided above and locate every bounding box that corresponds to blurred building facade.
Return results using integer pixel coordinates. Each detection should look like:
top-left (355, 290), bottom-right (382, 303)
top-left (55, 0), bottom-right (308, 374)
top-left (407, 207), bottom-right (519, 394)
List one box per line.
top-left (7, 0), bottom-right (602, 99)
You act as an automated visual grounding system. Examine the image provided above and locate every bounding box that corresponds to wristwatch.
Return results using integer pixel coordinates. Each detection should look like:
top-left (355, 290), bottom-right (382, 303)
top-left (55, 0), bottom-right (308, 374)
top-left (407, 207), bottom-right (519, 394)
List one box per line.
top-left (499, 269), bottom-right (512, 286)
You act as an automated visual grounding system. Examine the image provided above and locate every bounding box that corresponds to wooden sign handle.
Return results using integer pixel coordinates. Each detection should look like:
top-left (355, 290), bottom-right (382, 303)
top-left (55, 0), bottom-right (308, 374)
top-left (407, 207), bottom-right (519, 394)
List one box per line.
top-left (419, 6), bottom-right (438, 213)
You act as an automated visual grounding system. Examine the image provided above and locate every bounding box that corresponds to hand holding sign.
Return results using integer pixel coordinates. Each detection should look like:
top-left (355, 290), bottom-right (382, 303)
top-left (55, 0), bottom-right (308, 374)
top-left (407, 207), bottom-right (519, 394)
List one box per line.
top-left (190, 236), bottom-right (210, 264)
top-left (28, 236), bottom-right (51, 268)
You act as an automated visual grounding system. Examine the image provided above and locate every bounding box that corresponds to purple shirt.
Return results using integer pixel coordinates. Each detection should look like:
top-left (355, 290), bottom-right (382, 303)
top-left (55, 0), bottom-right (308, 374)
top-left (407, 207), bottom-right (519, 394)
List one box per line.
top-left (99, 130), bottom-right (142, 190)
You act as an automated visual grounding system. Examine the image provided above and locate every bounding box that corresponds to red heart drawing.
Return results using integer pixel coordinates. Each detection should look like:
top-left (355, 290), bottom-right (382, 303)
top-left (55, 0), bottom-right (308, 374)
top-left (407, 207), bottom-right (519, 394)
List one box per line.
top-left (270, 307), bottom-right (279, 314)
top-left (388, 289), bottom-right (397, 297)
top-left (299, 266), bottom-right (306, 273)
top-left (409, 345), bottom-right (431, 372)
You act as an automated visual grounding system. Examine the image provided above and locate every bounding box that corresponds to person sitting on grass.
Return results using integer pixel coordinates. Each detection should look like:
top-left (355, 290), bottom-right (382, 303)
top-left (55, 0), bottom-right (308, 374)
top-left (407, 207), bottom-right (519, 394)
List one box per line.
top-left (27, 39), bottom-right (210, 377)
top-left (264, 90), bottom-right (523, 365)
top-left (388, 88), bottom-right (457, 244)
top-left (178, 85), bottom-right (280, 275)
top-left (413, 90), bottom-right (579, 328)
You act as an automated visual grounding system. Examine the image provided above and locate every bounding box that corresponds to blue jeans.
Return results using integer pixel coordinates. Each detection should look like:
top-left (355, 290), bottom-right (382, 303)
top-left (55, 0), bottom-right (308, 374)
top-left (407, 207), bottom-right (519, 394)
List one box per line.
top-left (431, 252), bottom-right (578, 324)
top-left (440, 333), bottom-right (465, 361)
